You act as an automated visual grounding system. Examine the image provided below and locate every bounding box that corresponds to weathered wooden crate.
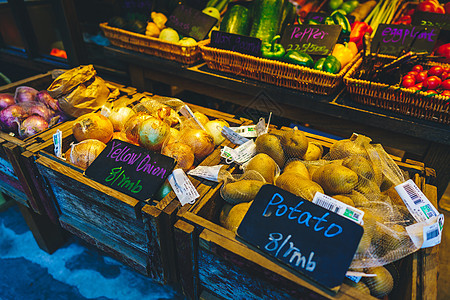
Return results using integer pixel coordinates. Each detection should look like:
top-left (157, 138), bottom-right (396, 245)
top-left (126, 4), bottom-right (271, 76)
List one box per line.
top-left (35, 100), bottom-right (249, 283)
top-left (174, 128), bottom-right (439, 300)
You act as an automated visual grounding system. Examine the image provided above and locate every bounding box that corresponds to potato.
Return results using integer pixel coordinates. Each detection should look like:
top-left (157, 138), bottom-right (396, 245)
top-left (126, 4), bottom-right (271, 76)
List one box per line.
top-left (283, 160), bottom-right (310, 179)
top-left (246, 153), bottom-right (278, 184)
top-left (221, 180), bottom-right (265, 205)
top-left (276, 172), bottom-right (324, 201)
top-left (255, 134), bottom-right (285, 168)
top-left (303, 142), bottom-right (323, 161)
top-left (312, 164), bottom-right (359, 195)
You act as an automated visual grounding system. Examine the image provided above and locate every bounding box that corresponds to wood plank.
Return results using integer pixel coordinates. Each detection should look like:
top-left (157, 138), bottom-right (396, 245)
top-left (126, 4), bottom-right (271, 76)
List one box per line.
top-left (0, 72), bottom-right (52, 93)
top-left (17, 202), bottom-right (67, 254)
top-left (174, 220), bottom-right (198, 300)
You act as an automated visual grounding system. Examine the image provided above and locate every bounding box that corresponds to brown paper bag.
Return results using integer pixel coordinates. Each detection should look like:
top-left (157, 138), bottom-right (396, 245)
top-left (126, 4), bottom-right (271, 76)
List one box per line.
top-left (47, 65), bottom-right (97, 98)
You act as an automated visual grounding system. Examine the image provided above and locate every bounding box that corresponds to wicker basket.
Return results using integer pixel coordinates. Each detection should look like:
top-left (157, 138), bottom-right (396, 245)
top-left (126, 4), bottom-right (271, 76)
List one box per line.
top-left (344, 55), bottom-right (450, 124)
top-left (200, 42), bottom-right (360, 95)
top-left (100, 22), bottom-right (208, 65)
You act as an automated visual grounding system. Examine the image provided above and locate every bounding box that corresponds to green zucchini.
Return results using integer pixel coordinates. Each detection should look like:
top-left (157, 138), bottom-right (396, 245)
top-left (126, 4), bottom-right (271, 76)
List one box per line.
top-left (206, 0), bottom-right (220, 8)
top-left (215, 0), bottom-right (231, 13)
top-left (249, 0), bottom-right (285, 43)
top-left (219, 5), bottom-right (250, 36)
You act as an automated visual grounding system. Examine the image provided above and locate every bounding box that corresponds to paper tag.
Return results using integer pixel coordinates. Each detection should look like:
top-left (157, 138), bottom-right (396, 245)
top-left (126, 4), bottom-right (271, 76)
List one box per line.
top-left (406, 214), bottom-right (444, 248)
top-left (179, 105), bottom-right (206, 131)
top-left (53, 129), bottom-right (63, 158)
top-left (229, 125), bottom-right (257, 138)
top-left (346, 271), bottom-right (377, 283)
top-left (255, 118), bottom-right (267, 137)
top-left (100, 105), bottom-right (111, 117)
top-left (168, 169), bottom-right (200, 206)
top-left (312, 193), bottom-right (364, 224)
top-left (395, 179), bottom-right (439, 223)
top-left (188, 165), bottom-right (224, 182)
top-left (222, 126), bottom-right (250, 145)
top-left (221, 140), bottom-right (256, 164)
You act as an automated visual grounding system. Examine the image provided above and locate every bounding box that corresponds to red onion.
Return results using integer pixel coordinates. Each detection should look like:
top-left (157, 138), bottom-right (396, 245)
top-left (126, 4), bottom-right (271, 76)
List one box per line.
top-left (36, 90), bottom-right (59, 111)
top-left (29, 104), bottom-right (55, 122)
top-left (15, 86), bottom-right (38, 103)
top-left (0, 104), bottom-right (28, 132)
top-left (19, 115), bottom-right (49, 138)
top-left (0, 93), bottom-right (15, 109)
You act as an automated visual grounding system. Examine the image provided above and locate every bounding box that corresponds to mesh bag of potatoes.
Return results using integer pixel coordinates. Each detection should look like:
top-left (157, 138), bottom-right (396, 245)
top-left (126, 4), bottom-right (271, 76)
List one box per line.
top-left (219, 128), bottom-right (422, 272)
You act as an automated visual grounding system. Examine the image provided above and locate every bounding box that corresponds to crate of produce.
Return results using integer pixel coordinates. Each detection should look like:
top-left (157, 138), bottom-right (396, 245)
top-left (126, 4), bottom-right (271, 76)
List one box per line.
top-left (344, 55), bottom-right (450, 124)
top-left (34, 95), bottom-right (250, 283)
top-left (100, 22), bottom-right (209, 65)
top-left (174, 127), bottom-right (439, 300)
top-left (0, 69), bottom-right (136, 218)
top-left (200, 42), bottom-right (361, 95)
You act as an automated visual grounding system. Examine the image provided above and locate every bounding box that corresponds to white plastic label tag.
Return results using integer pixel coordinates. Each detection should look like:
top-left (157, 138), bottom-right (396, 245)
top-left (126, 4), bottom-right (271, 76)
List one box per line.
top-left (188, 165), bottom-right (224, 182)
top-left (221, 126), bottom-right (250, 145)
top-left (53, 129), bottom-right (63, 158)
top-left (100, 105), bottom-right (111, 117)
top-left (179, 105), bottom-right (206, 131)
top-left (395, 179), bottom-right (439, 223)
top-left (345, 271), bottom-right (376, 283)
top-left (229, 125), bottom-right (257, 138)
top-left (221, 140), bottom-right (256, 164)
top-left (406, 214), bottom-right (444, 249)
top-left (312, 193), bottom-right (364, 224)
top-left (168, 169), bottom-right (200, 206)
top-left (255, 118), bottom-right (267, 136)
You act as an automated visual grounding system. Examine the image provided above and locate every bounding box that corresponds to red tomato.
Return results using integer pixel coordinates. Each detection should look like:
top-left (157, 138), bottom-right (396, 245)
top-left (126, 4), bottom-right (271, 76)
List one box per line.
top-left (416, 71), bottom-right (428, 83)
top-left (445, 2), bottom-right (450, 14)
top-left (412, 65), bottom-right (424, 73)
top-left (429, 66), bottom-right (444, 77)
top-left (417, 1), bottom-right (437, 12)
top-left (402, 76), bottom-right (416, 88)
top-left (441, 72), bottom-right (449, 80)
top-left (425, 76), bottom-right (442, 90)
top-left (436, 43), bottom-right (450, 61)
top-left (407, 71), bottom-right (419, 77)
top-left (436, 5), bottom-right (445, 14)
top-left (408, 86), bottom-right (420, 92)
top-left (415, 82), bottom-right (424, 90)
top-left (441, 90), bottom-right (450, 97)
top-left (441, 79), bottom-right (450, 90)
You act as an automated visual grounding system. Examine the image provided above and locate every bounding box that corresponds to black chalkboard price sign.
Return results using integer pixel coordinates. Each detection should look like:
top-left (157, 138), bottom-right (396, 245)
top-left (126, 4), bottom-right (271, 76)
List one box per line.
top-left (210, 31), bottom-right (262, 57)
top-left (165, 4), bottom-right (218, 41)
top-left (371, 24), bottom-right (440, 56)
top-left (280, 24), bottom-right (341, 56)
top-left (237, 185), bottom-right (363, 291)
top-left (85, 139), bottom-right (176, 201)
top-left (412, 11), bottom-right (450, 31)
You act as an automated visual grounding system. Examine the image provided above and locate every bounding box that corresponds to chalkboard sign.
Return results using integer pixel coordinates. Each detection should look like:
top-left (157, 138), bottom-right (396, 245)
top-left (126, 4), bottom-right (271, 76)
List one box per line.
top-left (280, 24), bottom-right (341, 56)
top-left (412, 11), bottom-right (450, 31)
top-left (237, 185), bottom-right (363, 291)
top-left (85, 139), bottom-right (176, 201)
top-left (210, 31), bottom-right (262, 57)
top-left (166, 4), bottom-right (218, 41)
top-left (371, 24), bottom-right (440, 56)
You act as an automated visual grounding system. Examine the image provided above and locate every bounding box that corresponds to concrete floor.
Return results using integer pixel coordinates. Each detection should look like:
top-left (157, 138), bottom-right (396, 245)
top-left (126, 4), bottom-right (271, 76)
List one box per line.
top-left (438, 184), bottom-right (450, 300)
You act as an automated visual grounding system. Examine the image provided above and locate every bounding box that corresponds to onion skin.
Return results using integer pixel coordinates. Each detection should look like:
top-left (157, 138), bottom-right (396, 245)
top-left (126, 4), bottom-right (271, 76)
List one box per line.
top-left (162, 142), bottom-right (195, 171)
top-left (15, 86), bottom-right (38, 103)
top-left (36, 90), bottom-right (59, 111)
top-left (72, 113), bottom-right (114, 144)
top-left (124, 112), bottom-right (152, 144)
top-left (138, 116), bottom-right (171, 151)
top-left (153, 106), bottom-right (179, 127)
top-left (108, 106), bottom-right (135, 132)
top-left (0, 104), bottom-right (28, 132)
top-left (204, 119), bottom-right (229, 146)
top-left (29, 104), bottom-right (55, 122)
top-left (69, 139), bottom-right (106, 169)
top-left (112, 131), bottom-right (138, 145)
top-left (0, 93), bottom-right (15, 109)
top-left (178, 129), bottom-right (214, 160)
top-left (19, 115), bottom-right (49, 138)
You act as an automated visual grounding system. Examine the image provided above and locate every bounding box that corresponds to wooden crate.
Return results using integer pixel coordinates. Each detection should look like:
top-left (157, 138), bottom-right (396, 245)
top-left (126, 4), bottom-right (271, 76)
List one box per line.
top-left (174, 128), bottom-right (438, 300)
top-left (35, 100), bottom-right (249, 283)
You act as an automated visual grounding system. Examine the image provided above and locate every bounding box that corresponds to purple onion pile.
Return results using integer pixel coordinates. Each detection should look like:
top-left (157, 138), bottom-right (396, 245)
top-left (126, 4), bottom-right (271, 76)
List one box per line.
top-left (0, 86), bottom-right (66, 139)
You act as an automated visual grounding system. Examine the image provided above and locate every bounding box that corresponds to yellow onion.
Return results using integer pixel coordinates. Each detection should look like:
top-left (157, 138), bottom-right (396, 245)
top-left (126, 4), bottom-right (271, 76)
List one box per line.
top-left (138, 116), bottom-right (171, 151)
top-left (183, 111), bottom-right (209, 129)
top-left (178, 128), bottom-right (214, 160)
top-left (162, 142), bottom-right (195, 171)
top-left (204, 119), bottom-right (229, 146)
top-left (72, 113), bottom-right (113, 144)
top-left (153, 106), bottom-right (179, 127)
top-left (108, 106), bottom-right (135, 132)
top-left (111, 131), bottom-right (138, 145)
top-left (123, 112), bottom-right (152, 145)
top-left (68, 139), bottom-right (106, 169)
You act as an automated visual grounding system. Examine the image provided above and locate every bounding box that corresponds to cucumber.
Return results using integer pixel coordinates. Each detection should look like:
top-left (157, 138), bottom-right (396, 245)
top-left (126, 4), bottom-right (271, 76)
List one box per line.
top-left (206, 0), bottom-right (220, 8)
top-left (249, 0), bottom-right (285, 43)
top-left (215, 0), bottom-right (231, 13)
top-left (220, 5), bottom-right (250, 36)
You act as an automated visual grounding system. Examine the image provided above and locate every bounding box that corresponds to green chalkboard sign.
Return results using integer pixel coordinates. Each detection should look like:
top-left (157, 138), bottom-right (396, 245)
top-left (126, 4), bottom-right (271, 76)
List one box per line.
top-left (166, 4), bottom-right (218, 41)
top-left (237, 185), bottom-right (363, 292)
top-left (85, 139), bottom-right (176, 201)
